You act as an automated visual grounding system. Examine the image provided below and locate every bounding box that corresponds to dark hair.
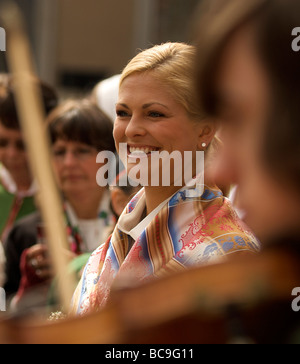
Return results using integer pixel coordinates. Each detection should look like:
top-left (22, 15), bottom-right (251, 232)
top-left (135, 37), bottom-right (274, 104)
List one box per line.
top-left (0, 73), bottom-right (58, 129)
top-left (47, 99), bottom-right (116, 153)
top-left (194, 0), bottom-right (300, 190)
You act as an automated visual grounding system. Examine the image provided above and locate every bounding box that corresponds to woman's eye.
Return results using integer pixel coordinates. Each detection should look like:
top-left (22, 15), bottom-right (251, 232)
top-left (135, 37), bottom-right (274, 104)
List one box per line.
top-left (53, 149), bottom-right (65, 157)
top-left (116, 110), bottom-right (130, 118)
top-left (15, 140), bottom-right (26, 151)
top-left (148, 111), bottom-right (165, 118)
top-left (0, 139), bottom-right (8, 148)
top-left (77, 148), bottom-right (93, 155)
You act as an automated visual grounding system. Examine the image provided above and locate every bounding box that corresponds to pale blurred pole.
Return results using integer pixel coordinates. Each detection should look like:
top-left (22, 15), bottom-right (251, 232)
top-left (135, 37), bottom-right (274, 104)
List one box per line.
top-left (0, 2), bottom-right (76, 312)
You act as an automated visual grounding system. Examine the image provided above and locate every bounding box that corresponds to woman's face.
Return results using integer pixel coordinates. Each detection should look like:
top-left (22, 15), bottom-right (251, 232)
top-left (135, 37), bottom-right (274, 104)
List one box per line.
top-left (213, 27), bottom-right (300, 242)
top-left (51, 139), bottom-right (99, 197)
top-left (114, 72), bottom-right (206, 187)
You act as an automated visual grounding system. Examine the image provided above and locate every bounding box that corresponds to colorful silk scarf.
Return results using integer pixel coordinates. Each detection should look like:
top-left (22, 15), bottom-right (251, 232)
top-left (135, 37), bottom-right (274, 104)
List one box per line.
top-left (71, 184), bottom-right (260, 315)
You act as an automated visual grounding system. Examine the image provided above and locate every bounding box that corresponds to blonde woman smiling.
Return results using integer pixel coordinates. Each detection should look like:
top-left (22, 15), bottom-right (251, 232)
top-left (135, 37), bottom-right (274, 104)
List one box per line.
top-left (71, 43), bottom-right (260, 315)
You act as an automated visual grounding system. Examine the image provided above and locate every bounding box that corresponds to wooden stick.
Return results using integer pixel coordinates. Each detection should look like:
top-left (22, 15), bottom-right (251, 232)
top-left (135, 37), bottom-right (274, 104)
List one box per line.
top-left (0, 2), bottom-right (76, 312)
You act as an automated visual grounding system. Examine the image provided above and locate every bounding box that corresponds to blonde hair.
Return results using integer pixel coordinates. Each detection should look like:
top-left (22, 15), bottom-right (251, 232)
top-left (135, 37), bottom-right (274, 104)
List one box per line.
top-left (120, 42), bottom-right (204, 122)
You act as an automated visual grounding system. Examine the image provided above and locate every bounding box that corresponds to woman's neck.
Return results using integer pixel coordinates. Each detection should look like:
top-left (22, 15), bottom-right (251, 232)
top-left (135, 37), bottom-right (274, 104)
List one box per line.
top-left (144, 185), bottom-right (182, 214)
top-left (66, 188), bottom-right (106, 220)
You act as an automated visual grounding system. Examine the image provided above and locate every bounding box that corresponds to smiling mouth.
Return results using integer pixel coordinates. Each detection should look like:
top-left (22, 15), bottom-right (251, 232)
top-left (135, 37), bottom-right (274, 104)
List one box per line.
top-left (127, 145), bottom-right (160, 157)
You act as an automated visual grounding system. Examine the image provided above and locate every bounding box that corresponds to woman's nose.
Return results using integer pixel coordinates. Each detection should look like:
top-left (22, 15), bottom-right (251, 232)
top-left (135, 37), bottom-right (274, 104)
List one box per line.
top-left (125, 115), bottom-right (147, 139)
top-left (63, 151), bottom-right (77, 166)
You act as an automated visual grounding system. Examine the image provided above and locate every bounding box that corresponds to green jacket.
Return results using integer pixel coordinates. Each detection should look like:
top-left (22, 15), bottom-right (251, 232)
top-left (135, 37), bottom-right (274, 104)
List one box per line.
top-left (0, 182), bottom-right (37, 240)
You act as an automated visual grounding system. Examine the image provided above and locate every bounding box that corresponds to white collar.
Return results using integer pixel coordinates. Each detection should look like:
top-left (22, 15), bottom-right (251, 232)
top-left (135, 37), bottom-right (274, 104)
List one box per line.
top-left (65, 189), bottom-right (111, 227)
top-left (117, 189), bottom-right (173, 241)
top-left (117, 173), bottom-right (206, 241)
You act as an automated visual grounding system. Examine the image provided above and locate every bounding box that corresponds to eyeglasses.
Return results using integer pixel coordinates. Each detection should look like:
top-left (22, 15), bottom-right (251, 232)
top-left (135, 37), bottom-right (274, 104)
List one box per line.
top-left (52, 146), bottom-right (98, 161)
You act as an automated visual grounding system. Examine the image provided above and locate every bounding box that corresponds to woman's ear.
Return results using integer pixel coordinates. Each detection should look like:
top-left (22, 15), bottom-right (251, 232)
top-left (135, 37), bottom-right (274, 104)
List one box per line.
top-left (197, 118), bottom-right (218, 150)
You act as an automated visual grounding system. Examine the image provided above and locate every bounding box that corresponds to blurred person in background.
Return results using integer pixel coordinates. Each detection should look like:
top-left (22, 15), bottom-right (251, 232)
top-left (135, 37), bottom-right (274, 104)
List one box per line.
top-left (4, 99), bottom-right (116, 311)
top-left (0, 74), bottom-right (58, 242)
top-left (91, 74), bottom-right (121, 123)
top-left (71, 42), bottom-right (260, 315)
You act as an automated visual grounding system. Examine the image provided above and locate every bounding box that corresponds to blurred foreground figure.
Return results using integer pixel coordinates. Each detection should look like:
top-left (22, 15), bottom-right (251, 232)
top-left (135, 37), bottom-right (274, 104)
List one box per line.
top-left (196, 0), bottom-right (300, 244)
top-left (195, 0), bottom-right (300, 342)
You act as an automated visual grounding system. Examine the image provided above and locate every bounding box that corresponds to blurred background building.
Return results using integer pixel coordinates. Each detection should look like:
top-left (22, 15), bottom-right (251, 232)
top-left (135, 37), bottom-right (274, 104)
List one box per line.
top-left (0, 0), bottom-right (200, 98)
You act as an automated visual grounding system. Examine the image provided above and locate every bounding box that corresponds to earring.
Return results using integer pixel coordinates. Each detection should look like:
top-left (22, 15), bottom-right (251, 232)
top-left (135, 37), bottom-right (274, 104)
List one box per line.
top-left (202, 142), bottom-right (207, 148)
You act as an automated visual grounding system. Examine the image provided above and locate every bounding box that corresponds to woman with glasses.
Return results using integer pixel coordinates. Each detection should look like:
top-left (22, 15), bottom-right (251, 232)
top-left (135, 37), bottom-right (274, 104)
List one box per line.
top-left (4, 99), bottom-right (115, 310)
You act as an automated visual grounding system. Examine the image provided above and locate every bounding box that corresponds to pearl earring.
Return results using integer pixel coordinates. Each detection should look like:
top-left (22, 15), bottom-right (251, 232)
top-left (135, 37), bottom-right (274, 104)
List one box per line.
top-left (202, 142), bottom-right (207, 148)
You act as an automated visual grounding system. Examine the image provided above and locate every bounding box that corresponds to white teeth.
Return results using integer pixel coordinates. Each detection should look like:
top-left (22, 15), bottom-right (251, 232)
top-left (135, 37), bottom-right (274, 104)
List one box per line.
top-left (129, 147), bottom-right (156, 155)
